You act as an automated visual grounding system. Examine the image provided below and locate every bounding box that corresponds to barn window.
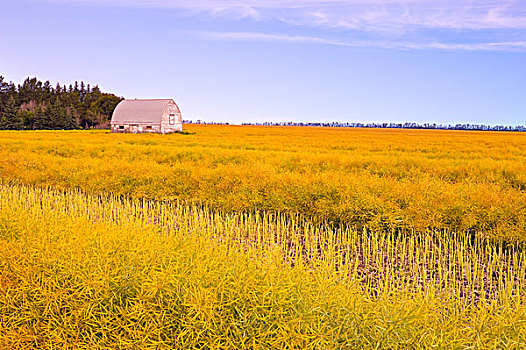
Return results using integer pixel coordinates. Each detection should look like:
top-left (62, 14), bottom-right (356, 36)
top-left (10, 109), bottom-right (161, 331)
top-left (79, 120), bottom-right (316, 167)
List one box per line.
top-left (118, 125), bottom-right (124, 130)
top-left (169, 113), bottom-right (176, 125)
top-left (146, 126), bottom-right (152, 130)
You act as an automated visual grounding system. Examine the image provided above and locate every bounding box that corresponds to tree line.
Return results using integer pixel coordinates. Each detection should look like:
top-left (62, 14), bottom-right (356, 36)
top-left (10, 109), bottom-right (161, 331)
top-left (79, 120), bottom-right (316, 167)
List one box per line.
top-left (0, 76), bottom-right (123, 130)
top-left (241, 121), bottom-right (526, 132)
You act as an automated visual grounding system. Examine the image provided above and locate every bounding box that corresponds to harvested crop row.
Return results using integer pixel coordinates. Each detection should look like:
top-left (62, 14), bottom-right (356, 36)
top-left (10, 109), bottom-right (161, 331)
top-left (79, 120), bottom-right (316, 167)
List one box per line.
top-left (1, 184), bottom-right (525, 348)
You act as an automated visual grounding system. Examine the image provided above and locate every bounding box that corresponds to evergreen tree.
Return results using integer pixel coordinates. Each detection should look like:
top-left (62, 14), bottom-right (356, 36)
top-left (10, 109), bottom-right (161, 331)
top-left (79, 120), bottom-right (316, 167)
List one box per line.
top-left (33, 105), bottom-right (53, 130)
top-left (5, 96), bottom-right (22, 129)
top-left (49, 99), bottom-right (61, 129)
top-left (0, 96), bottom-right (21, 130)
top-left (19, 110), bottom-right (35, 130)
top-left (0, 76), bottom-right (10, 113)
top-left (50, 98), bottom-right (76, 130)
top-left (0, 115), bottom-right (7, 130)
top-left (42, 80), bottom-right (53, 101)
top-left (0, 80), bottom-right (7, 125)
top-left (66, 107), bottom-right (78, 129)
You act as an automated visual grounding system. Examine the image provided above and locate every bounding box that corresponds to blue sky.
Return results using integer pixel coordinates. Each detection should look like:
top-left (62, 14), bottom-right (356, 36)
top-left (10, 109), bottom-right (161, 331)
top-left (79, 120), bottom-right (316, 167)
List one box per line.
top-left (1, 0), bottom-right (525, 125)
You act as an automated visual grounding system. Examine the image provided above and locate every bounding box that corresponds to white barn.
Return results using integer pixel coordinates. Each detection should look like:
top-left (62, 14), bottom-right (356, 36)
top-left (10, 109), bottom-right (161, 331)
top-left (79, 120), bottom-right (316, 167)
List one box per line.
top-left (111, 99), bottom-right (183, 134)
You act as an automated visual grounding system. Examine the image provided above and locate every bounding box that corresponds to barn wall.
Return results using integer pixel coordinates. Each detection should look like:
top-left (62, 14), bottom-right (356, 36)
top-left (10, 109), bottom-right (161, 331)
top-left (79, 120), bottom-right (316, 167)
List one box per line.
top-left (111, 124), bottom-right (162, 133)
top-left (160, 100), bottom-right (183, 133)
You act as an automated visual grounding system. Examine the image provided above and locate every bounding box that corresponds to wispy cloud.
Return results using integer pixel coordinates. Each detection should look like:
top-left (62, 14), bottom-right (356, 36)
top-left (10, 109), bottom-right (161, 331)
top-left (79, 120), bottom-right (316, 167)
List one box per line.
top-left (52, 0), bottom-right (526, 31)
top-left (197, 31), bottom-right (526, 51)
top-left (281, 0), bottom-right (526, 31)
top-left (47, 0), bottom-right (526, 30)
top-left (49, 0), bottom-right (526, 51)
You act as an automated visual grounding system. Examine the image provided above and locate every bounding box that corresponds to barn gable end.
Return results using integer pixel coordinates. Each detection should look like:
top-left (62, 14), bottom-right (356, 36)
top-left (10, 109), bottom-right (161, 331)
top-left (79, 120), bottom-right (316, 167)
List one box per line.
top-left (111, 99), bottom-right (183, 134)
top-left (160, 100), bottom-right (183, 133)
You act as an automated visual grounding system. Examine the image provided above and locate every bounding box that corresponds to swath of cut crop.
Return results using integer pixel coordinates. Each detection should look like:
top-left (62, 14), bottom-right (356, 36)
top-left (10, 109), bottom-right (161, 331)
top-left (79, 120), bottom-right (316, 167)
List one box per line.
top-left (1, 184), bottom-right (526, 348)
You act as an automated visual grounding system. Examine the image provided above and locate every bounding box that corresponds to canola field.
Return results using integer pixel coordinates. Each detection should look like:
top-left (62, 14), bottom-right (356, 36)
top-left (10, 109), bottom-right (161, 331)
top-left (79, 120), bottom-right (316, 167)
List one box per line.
top-left (1, 125), bottom-right (526, 348)
top-left (0, 125), bottom-right (525, 240)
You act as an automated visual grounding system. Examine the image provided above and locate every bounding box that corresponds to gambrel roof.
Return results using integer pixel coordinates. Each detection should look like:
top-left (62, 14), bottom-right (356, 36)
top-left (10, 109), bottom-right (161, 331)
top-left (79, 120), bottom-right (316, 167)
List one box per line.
top-left (111, 99), bottom-right (177, 124)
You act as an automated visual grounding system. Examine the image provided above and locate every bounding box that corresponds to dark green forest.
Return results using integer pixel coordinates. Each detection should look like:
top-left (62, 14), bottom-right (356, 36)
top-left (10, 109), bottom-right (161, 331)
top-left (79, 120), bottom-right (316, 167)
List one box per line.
top-left (0, 76), bottom-right (123, 130)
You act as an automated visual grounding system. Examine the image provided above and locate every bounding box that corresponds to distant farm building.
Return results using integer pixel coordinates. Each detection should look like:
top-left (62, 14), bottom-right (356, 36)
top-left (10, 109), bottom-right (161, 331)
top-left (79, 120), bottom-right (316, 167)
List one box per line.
top-left (111, 99), bottom-right (182, 133)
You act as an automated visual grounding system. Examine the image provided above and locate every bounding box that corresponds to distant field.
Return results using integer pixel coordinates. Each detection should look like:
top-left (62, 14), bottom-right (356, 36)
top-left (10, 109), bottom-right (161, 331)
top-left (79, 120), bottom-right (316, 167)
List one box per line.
top-left (2, 126), bottom-right (526, 347)
top-left (0, 125), bottom-right (525, 241)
